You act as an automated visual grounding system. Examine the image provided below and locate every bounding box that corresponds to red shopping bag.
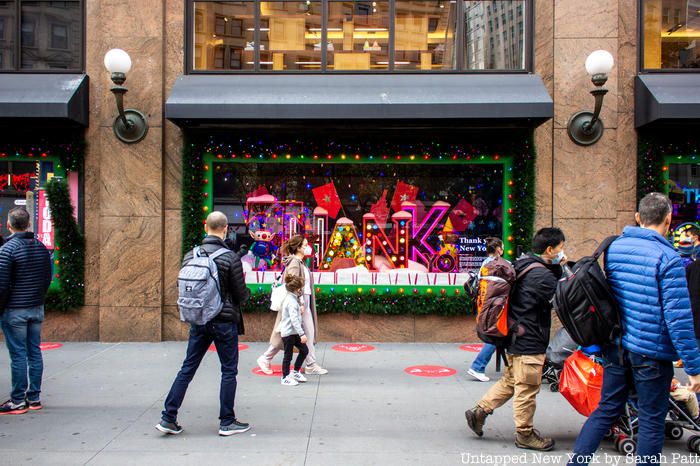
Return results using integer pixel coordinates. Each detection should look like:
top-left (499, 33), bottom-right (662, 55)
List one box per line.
top-left (560, 350), bottom-right (604, 417)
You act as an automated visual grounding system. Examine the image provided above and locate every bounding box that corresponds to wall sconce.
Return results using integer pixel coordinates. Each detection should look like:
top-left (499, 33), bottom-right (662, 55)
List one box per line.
top-left (103, 49), bottom-right (149, 144)
top-left (567, 50), bottom-right (614, 146)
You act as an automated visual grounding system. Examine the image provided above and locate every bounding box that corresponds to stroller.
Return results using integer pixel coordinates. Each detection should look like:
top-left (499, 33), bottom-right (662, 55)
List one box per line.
top-left (542, 327), bottom-right (578, 392)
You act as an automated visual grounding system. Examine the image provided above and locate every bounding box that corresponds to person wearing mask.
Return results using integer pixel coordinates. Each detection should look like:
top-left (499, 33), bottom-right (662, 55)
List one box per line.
top-left (568, 193), bottom-right (700, 465)
top-left (467, 237), bottom-right (506, 382)
top-left (465, 228), bottom-right (566, 451)
top-left (257, 235), bottom-right (328, 376)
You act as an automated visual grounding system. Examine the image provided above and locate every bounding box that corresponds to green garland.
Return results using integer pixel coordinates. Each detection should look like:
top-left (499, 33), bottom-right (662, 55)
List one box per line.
top-left (0, 138), bottom-right (84, 172)
top-left (45, 178), bottom-right (85, 311)
top-left (181, 135), bottom-right (207, 257)
top-left (638, 131), bottom-right (700, 201)
top-left (242, 290), bottom-right (472, 316)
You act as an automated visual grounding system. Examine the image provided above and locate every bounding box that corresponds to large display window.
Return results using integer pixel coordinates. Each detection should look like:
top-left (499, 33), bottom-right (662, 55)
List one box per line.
top-left (202, 152), bottom-right (512, 288)
top-left (666, 155), bottom-right (700, 245)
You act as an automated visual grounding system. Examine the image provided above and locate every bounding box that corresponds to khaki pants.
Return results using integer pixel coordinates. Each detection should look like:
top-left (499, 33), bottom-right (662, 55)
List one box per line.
top-left (478, 353), bottom-right (545, 433)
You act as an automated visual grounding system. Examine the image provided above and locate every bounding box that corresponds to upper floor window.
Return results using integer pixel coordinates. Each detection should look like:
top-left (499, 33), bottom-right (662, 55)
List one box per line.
top-left (0, 0), bottom-right (83, 72)
top-left (188, 0), bottom-right (530, 72)
top-left (642, 0), bottom-right (700, 70)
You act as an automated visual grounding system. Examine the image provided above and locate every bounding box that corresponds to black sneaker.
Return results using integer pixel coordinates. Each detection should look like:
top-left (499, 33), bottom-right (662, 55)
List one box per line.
top-left (219, 419), bottom-right (251, 436)
top-left (155, 420), bottom-right (183, 435)
top-left (0, 400), bottom-right (28, 415)
top-left (26, 399), bottom-right (43, 411)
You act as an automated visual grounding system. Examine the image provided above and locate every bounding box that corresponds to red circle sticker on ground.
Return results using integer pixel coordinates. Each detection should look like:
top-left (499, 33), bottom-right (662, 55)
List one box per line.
top-left (459, 344), bottom-right (484, 352)
top-left (39, 343), bottom-right (63, 351)
top-left (404, 365), bottom-right (457, 377)
top-left (252, 364), bottom-right (294, 377)
top-left (332, 344), bottom-right (375, 353)
top-left (208, 344), bottom-right (249, 352)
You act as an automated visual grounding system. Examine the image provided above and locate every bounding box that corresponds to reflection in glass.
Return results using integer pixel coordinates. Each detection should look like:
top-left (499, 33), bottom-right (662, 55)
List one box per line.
top-left (394, 0), bottom-right (457, 70)
top-left (643, 0), bottom-right (700, 69)
top-left (327, 0), bottom-right (389, 70)
top-left (260, 1), bottom-right (322, 71)
top-left (20, 1), bottom-right (81, 70)
top-left (668, 163), bottom-right (700, 242)
top-left (193, 1), bottom-right (255, 70)
top-left (463, 0), bottom-right (525, 70)
top-left (0, 1), bottom-right (16, 70)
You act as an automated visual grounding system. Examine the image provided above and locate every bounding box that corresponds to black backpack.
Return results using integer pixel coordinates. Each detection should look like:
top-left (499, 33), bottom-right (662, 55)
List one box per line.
top-left (551, 236), bottom-right (621, 347)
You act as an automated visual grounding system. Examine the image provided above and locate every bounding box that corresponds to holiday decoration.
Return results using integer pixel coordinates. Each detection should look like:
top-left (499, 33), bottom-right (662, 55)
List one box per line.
top-left (320, 217), bottom-right (365, 270)
top-left (363, 211), bottom-right (412, 270)
top-left (369, 189), bottom-right (390, 227)
top-left (312, 181), bottom-right (342, 219)
top-left (390, 180), bottom-right (419, 212)
top-left (449, 198), bottom-right (478, 233)
top-left (401, 200), bottom-right (450, 269)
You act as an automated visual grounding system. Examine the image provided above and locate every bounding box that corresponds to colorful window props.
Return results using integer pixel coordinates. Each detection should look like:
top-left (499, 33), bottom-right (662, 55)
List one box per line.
top-left (664, 155), bottom-right (700, 247)
top-left (208, 156), bottom-right (511, 275)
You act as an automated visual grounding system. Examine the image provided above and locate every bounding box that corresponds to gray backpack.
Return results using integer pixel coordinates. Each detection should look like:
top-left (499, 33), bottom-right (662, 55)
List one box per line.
top-left (177, 246), bottom-right (231, 325)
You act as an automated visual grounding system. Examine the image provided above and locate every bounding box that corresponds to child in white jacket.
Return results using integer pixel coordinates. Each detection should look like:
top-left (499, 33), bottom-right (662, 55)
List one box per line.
top-left (277, 275), bottom-right (309, 386)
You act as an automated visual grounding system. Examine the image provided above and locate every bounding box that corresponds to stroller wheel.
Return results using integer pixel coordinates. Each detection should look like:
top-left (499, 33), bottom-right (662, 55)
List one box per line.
top-left (603, 429), bottom-right (614, 440)
top-left (549, 382), bottom-right (559, 392)
top-left (687, 435), bottom-right (700, 453)
top-left (665, 424), bottom-right (684, 440)
top-left (617, 437), bottom-right (636, 455)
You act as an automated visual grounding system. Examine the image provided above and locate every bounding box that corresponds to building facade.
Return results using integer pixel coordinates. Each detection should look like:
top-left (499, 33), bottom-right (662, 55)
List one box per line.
top-left (0, 0), bottom-right (697, 342)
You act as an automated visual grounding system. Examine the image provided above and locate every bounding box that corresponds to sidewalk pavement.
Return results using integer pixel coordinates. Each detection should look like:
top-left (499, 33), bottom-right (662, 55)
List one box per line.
top-left (0, 342), bottom-right (696, 466)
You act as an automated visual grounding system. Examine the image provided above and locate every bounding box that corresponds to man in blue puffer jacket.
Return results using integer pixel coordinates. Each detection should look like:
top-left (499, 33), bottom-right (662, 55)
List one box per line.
top-left (569, 193), bottom-right (700, 466)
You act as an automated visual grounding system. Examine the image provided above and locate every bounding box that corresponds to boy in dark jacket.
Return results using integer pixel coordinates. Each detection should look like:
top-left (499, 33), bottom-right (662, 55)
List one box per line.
top-left (0, 207), bottom-right (53, 415)
top-left (156, 211), bottom-right (251, 437)
top-left (466, 228), bottom-right (565, 451)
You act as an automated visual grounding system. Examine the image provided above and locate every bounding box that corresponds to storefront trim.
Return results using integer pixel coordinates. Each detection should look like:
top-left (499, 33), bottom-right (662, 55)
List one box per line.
top-left (635, 75), bottom-right (700, 128)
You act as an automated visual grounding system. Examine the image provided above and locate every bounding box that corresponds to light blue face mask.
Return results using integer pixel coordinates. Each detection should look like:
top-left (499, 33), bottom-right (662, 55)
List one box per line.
top-left (551, 250), bottom-right (565, 265)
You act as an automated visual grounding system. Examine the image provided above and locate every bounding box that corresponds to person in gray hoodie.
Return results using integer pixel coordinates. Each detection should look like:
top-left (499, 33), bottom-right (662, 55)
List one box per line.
top-left (278, 275), bottom-right (309, 386)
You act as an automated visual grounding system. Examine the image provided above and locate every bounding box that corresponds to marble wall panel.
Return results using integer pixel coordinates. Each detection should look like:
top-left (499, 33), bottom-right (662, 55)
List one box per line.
top-left (553, 128), bottom-right (618, 220)
top-left (97, 0), bottom-right (164, 39)
top-left (534, 0), bottom-right (554, 91)
top-left (99, 306), bottom-right (161, 342)
top-left (617, 211), bottom-right (636, 233)
top-left (162, 305), bottom-right (189, 341)
top-left (415, 316), bottom-right (474, 343)
top-left (99, 216), bottom-right (162, 308)
top-left (163, 210), bottom-right (182, 307)
top-left (535, 120), bottom-right (554, 230)
top-left (42, 306), bottom-right (100, 341)
top-left (616, 112), bottom-right (637, 212)
top-left (164, 121), bottom-right (183, 211)
top-left (553, 219), bottom-right (618, 261)
top-left (554, 0), bottom-right (618, 38)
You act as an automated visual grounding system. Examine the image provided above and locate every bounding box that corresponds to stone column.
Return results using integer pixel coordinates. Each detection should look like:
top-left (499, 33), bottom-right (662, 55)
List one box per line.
top-left (86, 0), bottom-right (165, 341)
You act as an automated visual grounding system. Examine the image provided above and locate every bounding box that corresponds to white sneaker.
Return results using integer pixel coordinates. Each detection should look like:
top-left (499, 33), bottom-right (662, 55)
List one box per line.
top-left (292, 370), bottom-right (307, 383)
top-left (305, 364), bottom-right (328, 375)
top-left (257, 356), bottom-right (273, 375)
top-left (467, 368), bottom-right (490, 382)
top-left (281, 375), bottom-right (298, 386)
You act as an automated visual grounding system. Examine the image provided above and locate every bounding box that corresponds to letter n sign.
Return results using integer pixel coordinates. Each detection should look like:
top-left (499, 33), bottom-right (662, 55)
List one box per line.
top-left (363, 211), bottom-right (412, 270)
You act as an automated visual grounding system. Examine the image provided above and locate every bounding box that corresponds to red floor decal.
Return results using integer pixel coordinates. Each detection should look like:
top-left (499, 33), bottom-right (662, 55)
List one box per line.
top-left (404, 365), bottom-right (457, 377)
top-left (39, 342), bottom-right (63, 351)
top-left (252, 364), bottom-right (294, 377)
top-left (459, 344), bottom-right (484, 352)
top-left (332, 343), bottom-right (375, 353)
top-left (208, 343), bottom-right (249, 352)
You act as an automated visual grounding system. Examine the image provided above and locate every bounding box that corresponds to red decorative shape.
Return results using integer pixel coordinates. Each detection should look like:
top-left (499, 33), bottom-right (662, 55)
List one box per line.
top-left (208, 343), bottom-right (249, 352)
top-left (369, 189), bottom-right (390, 227)
top-left (252, 364), bottom-right (294, 377)
top-left (312, 181), bottom-right (342, 219)
top-left (449, 198), bottom-right (478, 233)
top-left (40, 342), bottom-right (63, 351)
top-left (332, 344), bottom-right (376, 353)
top-left (246, 185), bottom-right (270, 199)
top-left (459, 344), bottom-right (484, 352)
top-left (391, 181), bottom-right (419, 213)
top-left (404, 365), bottom-right (457, 377)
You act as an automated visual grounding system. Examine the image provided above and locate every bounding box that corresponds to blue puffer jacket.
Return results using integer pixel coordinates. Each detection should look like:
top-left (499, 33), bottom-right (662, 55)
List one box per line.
top-left (605, 226), bottom-right (700, 375)
top-left (0, 232), bottom-right (53, 311)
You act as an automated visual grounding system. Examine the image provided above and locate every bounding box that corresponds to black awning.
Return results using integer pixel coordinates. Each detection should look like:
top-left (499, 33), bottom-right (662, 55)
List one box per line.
top-left (165, 74), bottom-right (553, 128)
top-left (636, 74), bottom-right (700, 128)
top-left (0, 74), bottom-right (89, 127)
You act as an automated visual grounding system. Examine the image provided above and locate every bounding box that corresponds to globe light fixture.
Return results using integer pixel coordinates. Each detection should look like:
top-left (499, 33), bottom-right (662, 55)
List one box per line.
top-left (104, 49), bottom-right (148, 144)
top-left (567, 50), bottom-right (614, 146)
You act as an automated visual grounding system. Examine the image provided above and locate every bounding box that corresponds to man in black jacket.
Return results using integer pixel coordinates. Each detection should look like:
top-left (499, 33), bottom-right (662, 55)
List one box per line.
top-left (466, 228), bottom-right (565, 451)
top-left (0, 207), bottom-right (53, 415)
top-left (156, 211), bottom-right (251, 436)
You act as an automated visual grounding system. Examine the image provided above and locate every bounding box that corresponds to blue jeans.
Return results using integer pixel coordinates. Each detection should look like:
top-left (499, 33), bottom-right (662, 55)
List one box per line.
top-left (568, 344), bottom-right (674, 466)
top-left (1, 306), bottom-right (44, 404)
top-left (470, 343), bottom-right (497, 373)
top-left (162, 321), bottom-right (240, 426)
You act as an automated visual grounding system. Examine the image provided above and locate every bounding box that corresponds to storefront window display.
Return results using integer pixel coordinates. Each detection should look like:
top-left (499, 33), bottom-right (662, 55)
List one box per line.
top-left (666, 155), bottom-right (700, 246)
top-left (642, 0), bottom-right (700, 69)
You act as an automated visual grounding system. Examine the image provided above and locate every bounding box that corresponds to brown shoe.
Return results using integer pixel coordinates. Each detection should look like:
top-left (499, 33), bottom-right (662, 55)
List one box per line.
top-left (515, 429), bottom-right (555, 451)
top-left (465, 406), bottom-right (488, 437)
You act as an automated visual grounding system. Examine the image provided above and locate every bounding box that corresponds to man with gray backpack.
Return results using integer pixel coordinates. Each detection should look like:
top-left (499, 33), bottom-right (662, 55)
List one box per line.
top-left (156, 211), bottom-right (250, 437)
